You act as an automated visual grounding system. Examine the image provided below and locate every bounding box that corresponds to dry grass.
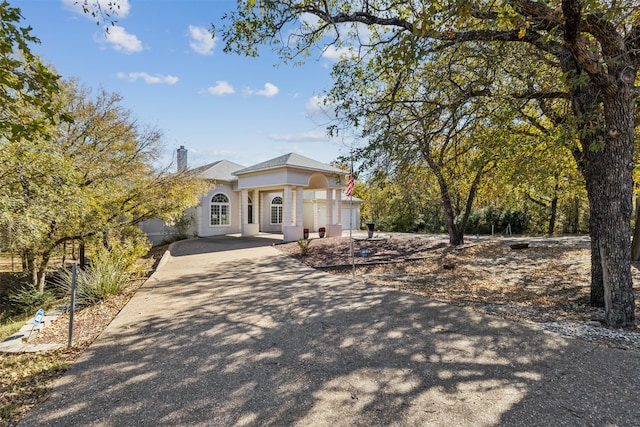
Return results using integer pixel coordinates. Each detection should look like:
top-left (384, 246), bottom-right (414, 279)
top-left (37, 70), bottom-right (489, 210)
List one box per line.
top-left (277, 235), bottom-right (640, 324)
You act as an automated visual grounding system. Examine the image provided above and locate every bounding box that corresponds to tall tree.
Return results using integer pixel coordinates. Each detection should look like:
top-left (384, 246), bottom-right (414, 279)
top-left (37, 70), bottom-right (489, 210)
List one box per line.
top-left (218, 0), bottom-right (639, 327)
top-left (0, 80), bottom-right (207, 290)
top-left (0, 1), bottom-right (61, 141)
top-left (331, 42), bottom-right (511, 245)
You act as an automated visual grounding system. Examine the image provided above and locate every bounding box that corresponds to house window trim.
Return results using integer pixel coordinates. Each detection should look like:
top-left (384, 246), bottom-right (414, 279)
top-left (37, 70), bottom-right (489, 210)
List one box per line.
top-left (270, 195), bottom-right (283, 225)
top-left (210, 193), bottom-right (231, 227)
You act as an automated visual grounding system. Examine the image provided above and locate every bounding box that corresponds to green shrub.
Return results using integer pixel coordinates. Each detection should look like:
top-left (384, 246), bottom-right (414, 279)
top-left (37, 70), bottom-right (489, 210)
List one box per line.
top-left (297, 238), bottom-right (312, 256)
top-left (465, 207), bottom-right (531, 235)
top-left (7, 284), bottom-right (56, 315)
top-left (161, 213), bottom-right (194, 244)
top-left (54, 248), bottom-right (132, 308)
top-left (107, 228), bottom-right (152, 275)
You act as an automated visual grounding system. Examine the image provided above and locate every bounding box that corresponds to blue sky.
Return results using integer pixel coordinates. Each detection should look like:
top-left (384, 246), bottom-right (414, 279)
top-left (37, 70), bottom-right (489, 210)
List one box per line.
top-left (17, 0), bottom-right (352, 169)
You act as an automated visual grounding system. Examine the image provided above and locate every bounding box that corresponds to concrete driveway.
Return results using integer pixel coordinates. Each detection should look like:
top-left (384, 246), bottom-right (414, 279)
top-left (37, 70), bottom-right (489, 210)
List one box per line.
top-left (18, 235), bottom-right (640, 426)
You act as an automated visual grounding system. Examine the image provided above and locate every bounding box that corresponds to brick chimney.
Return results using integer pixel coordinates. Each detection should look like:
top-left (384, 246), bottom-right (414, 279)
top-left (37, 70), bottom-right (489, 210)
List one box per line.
top-left (177, 145), bottom-right (187, 172)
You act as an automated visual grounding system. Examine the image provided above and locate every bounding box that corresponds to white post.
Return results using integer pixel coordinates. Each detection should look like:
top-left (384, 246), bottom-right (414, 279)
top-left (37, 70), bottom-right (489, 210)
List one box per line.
top-left (335, 189), bottom-right (342, 225)
top-left (296, 186), bottom-right (304, 227)
top-left (241, 189), bottom-right (249, 229)
top-left (326, 188), bottom-right (334, 226)
top-left (283, 185), bottom-right (293, 226)
top-left (254, 191), bottom-right (260, 231)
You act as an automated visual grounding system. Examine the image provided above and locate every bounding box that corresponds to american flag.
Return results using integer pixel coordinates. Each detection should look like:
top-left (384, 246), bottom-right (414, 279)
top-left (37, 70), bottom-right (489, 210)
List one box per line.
top-left (346, 172), bottom-right (355, 197)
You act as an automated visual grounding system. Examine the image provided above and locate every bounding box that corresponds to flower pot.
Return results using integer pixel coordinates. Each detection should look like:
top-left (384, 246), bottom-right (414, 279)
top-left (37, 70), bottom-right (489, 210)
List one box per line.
top-left (318, 227), bottom-right (326, 238)
top-left (303, 228), bottom-right (309, 239)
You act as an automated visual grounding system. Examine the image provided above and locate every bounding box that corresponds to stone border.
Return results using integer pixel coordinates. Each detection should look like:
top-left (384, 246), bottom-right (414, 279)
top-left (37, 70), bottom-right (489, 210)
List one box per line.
top-left (0, 307), bottom-right (65, 353)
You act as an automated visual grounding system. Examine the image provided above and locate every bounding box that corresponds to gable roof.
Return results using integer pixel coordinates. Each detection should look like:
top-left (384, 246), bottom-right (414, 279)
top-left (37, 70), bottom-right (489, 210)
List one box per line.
top-left (190, 160), bottom-right (245, 182)
top-left (233, 153), bottom-right (345, 176)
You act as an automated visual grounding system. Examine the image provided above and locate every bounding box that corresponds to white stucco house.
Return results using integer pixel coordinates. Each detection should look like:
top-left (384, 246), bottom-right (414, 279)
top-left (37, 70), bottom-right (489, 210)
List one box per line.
top-left (140, 148), bottom-right (362, 244)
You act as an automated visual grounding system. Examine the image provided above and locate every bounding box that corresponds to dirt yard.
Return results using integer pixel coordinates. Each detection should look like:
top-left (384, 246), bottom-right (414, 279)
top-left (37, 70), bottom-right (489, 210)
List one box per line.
top-left (3, 235), bottom-right (640, 426)
top-left (9, 236), bottom-right (640, 351)
top-left (276, 234), bottom-right (640, 350)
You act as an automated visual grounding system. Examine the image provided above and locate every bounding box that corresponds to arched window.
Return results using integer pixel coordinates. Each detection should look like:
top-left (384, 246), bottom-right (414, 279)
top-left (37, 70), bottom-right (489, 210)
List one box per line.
top-left (248, 196), bottom-right (253, 224)
top-left (210, 193), bottom-right (230, 226)
top-left (270, 196), bottom-right (283, 224)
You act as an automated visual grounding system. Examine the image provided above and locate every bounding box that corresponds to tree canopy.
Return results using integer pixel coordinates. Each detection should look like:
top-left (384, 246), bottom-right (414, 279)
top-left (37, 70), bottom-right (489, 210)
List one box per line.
top-left (0, 1), bottom-right (61, 141)
top-left (217, 0), bottom-right (640, 326)
top-left (60, 0), bottom-right (640, 326)
top-left (0, 79), bottom-right (207, 291)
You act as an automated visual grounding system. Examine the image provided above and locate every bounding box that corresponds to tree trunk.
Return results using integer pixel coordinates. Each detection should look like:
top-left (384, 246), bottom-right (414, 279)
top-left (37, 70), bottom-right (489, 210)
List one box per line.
top-left (547, 179), bottom-right (559, 235)
top-left (79, 242), bottom-right (86, 269)
top-left (23, 249), bottom-right (49, 292)
top-left (442, 196), bottom-right (463, 246)
top-left (432, 169), bottom-right (464, 245)
top-left (548, 195), bottom-right (558, 236)
top-left (35, 264), bottom-right (47, 293)
top-left (569, 195), bottom-right (579, 234)
top-left (560, 0), bottom-right (637, 326)
top-left (631, 185), bottom-right (640, 261)
top-left (580, 94), bottom-right (635, 326)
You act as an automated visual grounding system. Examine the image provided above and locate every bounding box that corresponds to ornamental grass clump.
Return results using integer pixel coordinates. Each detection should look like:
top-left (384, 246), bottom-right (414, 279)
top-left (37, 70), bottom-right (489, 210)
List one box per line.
top-left (297, 238), bottom-right (312, 256)
top-left (55, 250), bottom-right (128, 308)
top-left (55, 237), bottom-right (150, 309)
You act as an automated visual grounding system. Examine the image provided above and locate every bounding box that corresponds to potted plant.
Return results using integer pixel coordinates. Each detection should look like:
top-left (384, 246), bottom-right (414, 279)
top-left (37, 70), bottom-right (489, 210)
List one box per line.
top-left (318, 227), bottom-right (326, 238)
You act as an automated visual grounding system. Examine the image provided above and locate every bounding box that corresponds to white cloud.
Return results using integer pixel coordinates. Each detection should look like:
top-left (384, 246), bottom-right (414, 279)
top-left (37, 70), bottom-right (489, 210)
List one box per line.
top-left (257, 83), bottom-right (279, 97)
top-left (100, 25), bottom-right (142, 53)
top-left (188, 25), bottom-right (215, 55)
top-left (268, 130), bottom-right (328, 143)
top-left (117, 72), bottom-right (179, 85)
top-left (63, 0), bottom-right (131, 19)
top-left (207, 81), bottom-right (235, 96)
top-left (321, 44), bottom-right (354, 60)
top-left (245, 82), bottom-right (279, 97)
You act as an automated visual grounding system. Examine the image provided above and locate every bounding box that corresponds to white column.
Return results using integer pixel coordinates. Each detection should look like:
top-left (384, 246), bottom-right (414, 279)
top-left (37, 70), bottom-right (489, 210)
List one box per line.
top-left (283, 185), bottom-right (293, 226)
top-left (313, 200), bottom-right (319, 230)
top-left (296, 186), bottom-right (304, 227)
top-left (251, 190), bottom-right (258, 224)
top-left (326, 188), bottom-right (334, 225)
top-left (241, 189), bottom-right (248, 228)
top-left (335, 189), bottom-right (342, 225)
top-left (255, 191), bottom-right (260, 231)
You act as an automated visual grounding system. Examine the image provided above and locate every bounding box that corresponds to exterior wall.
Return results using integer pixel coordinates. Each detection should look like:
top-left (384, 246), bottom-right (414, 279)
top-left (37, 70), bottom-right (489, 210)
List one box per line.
top-left (303, 202), bottom-right (315, 230)
top-left (198, 183), bottom-right (242, 237)
top-left (341, 202), bottom-right (361, 230)
top-left (238, 169), bottom-right (336, 190)
top-left (139, 209), bottom-right (199, 246)
top-left (261, 191), bottom-right (283, 233)
top-left (139, 218), bottom-right (170, 246)
top-left (303, 199), bottom-right (360, 231)
top-left (238, 171), bottom-right (286, 189)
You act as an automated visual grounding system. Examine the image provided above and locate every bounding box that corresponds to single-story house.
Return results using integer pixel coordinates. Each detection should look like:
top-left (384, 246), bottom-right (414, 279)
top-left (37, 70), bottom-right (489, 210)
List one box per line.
top-left (140, 147), bottom-right (362, 244)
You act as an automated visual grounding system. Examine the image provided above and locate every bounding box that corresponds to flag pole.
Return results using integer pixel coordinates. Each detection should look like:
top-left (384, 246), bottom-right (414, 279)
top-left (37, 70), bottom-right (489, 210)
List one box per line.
top-left (348, 159), bottom-right (355, 278)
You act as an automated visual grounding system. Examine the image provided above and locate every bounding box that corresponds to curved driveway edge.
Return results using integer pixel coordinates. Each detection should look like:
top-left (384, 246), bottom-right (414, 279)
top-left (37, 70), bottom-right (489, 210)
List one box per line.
top-left (19, 236), bottom-right (640, 426)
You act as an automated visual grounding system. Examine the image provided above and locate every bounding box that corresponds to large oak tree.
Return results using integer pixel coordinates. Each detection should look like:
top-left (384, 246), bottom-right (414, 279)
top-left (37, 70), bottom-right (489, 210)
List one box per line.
top-left (84, 0), bottom-right (638, 325)
top-left (215, 0), bottom-right (639, 327)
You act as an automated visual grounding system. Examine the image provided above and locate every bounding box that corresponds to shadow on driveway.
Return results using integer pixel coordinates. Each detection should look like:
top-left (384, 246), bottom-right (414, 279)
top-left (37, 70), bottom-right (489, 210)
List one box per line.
top-left (18, 237), bottom-right (640, 426)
